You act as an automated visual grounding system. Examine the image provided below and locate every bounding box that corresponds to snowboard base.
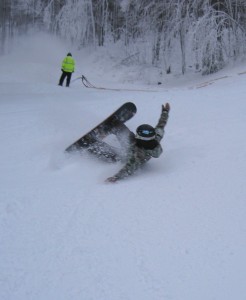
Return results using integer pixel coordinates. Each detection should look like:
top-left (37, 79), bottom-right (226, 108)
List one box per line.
top-left (65, 102), bottom-right (137, 153)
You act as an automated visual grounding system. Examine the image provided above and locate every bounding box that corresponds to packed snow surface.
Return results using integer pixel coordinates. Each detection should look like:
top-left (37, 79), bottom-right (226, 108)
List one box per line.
top-left (1, 34), bottom-right (246, 300)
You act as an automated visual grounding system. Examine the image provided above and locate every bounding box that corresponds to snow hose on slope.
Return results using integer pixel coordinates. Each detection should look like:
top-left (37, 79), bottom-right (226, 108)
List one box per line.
top-left (71, 75), bottom-right (104, 89)
top-left (73, 74), bottom-right (159, 92)
top-left (81, 75), bottom-right (97, 88)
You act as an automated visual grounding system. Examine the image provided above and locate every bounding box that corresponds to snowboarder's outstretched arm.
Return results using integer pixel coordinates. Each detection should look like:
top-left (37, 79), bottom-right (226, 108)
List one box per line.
top-left (155, 102), bottom-right (170, 142)
top-left (106, 157), bottom-right (142, 183)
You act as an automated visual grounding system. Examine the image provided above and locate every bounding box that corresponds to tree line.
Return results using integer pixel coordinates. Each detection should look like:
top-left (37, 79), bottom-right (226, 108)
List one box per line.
top-left (1, 0), bottom-right (246, 75)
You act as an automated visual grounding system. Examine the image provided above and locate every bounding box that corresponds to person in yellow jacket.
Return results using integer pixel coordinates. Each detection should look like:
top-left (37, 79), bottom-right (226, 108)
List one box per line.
top-left (58, 53), bottom-right (75, 87)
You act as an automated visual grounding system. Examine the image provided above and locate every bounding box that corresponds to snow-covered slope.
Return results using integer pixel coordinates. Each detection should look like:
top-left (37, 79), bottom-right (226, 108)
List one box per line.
top-left (1, 34), bottom-right (246, 300)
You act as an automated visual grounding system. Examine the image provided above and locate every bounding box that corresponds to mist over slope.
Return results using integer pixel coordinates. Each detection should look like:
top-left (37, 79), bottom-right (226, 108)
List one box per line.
top-left (0, 34), bottom-right (246, 300)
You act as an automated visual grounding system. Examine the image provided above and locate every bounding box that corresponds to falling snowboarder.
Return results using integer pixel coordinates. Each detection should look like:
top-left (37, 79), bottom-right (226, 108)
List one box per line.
top-left (66, 102), bottom-right (170, 182)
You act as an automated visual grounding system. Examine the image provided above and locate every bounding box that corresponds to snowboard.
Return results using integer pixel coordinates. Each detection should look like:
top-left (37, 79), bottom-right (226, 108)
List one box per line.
top-left (65, 102), bottom-right (137, 153)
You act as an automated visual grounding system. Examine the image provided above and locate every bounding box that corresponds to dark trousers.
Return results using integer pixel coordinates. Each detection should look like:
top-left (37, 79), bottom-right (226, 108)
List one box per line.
top-left (59, 71), bottom-right (72, 87)
top-left (86, 122), bottom-right (133, 163)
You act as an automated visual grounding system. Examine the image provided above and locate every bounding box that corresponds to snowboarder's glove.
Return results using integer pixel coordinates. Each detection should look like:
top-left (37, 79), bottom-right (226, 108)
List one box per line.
top-left (105, 176), bottom-right (118, 183)
top-left (162, 103), bottom-right (170, 113)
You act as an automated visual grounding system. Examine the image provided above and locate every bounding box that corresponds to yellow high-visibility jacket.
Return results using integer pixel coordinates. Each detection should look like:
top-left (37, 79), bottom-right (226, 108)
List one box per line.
top-left (61, 56), bottom-right (75, 73)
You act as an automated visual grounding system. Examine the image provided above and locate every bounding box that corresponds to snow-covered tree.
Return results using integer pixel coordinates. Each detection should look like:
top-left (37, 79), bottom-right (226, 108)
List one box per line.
top-left (1, 0), bottom-right (246, 74)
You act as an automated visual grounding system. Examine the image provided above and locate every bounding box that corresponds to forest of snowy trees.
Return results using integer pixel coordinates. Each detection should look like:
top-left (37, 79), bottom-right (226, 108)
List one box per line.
top-left (1, 0), bottom-right (246, 75)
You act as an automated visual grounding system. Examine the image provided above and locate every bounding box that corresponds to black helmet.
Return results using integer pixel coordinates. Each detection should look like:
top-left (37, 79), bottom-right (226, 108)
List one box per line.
top-left (136, 124), bottom-right (156, 141)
